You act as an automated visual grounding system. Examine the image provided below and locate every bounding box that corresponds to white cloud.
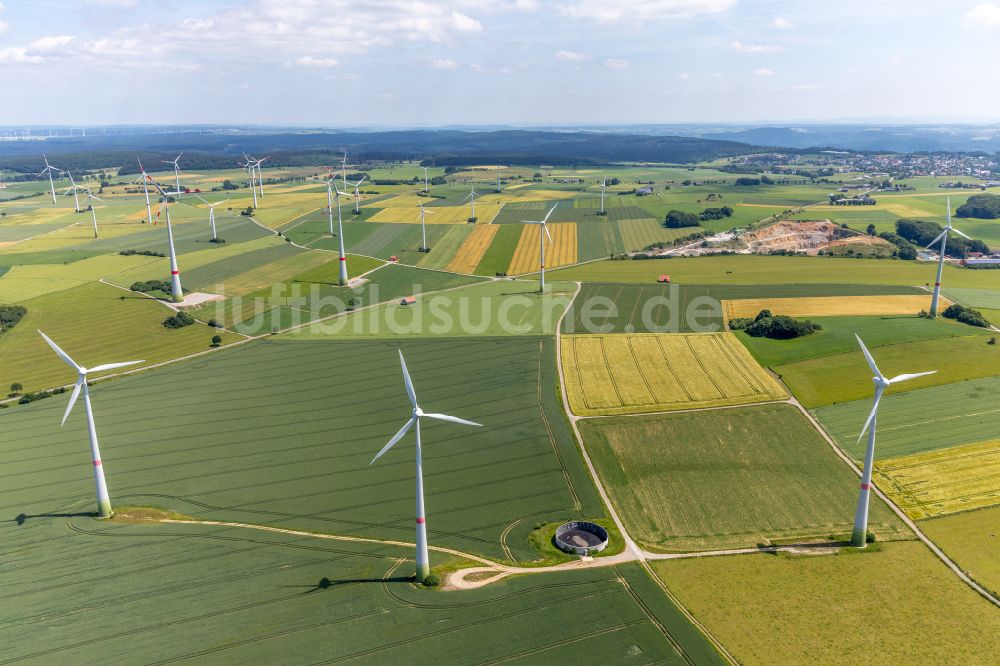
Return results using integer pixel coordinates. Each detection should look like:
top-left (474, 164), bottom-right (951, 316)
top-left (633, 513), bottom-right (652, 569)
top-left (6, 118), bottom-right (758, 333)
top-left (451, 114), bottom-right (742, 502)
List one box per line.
top-left (450, 11), bottom-right (483, 32)
top-left (559, 0), bottom-right (736, 22)
top-left (84, 0), bottom-right (138, 6)
top-left (677, 72), bottom-right (691, 79)
top-left (432, 58), bottom-right (459, 69)
top-left (514, 0), bottom-right (539, 10)
top-left (293, 55), bottom-right (339, 68)
top-left (0, 21), bottom-right (8, 37)
top-left (772, 16), bottom-right (792, 29)
top-left (754, 67), bottom-right (774, 76)
top-left (729, 40), bottom-right (782, 54)
top-left (604, 58), bottom-right (630, 69)
top-left (0, 47), bottom-right (44, 64)
top-left (29, 35), bottom-right (76, 53)
top-left (555, 49), bottom-right (589, 61)
top-left (325, 72), bottom-right (360, 81)
top-left (962, 3), bottom-right (1000, 28)
top-left (889, 53), bottom-right (902, 64)
top-left (81, 38), bottom-right (144, 57)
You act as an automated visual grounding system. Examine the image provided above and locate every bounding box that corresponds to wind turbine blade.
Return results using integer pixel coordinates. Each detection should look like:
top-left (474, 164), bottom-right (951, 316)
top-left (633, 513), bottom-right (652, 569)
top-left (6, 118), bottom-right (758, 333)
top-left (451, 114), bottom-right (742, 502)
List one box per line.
top-left (886, 370), bottom-right (936, 384)
top-left (854, 334), bottom-right (883, 379)
top-left (544, 225), bottom-right (552, 244)
top-left (398, 350), bottom-right (417, 407)
top-left (38, 330), bottom-right (80, 372)
top-left (856, 388), bottom-right (883, 443)
top-left (370, 417), bottom-right (416, 465)
top-left (193, 194), bottom-right (210, 206)
top-left (357, 175), bottom-right (367, 185)
top-left (61, 380), bottom-right (83, 427)
top-left (542, 203), bottom-right (558, 223)
top-left (952, 227), bottom-right (972, 240)
top-left (422, 413), bottom-right (483, 428)
top-left (89, 360), bottom-right (145, 373)
top-left (925, 231), bottom-right (947, 250)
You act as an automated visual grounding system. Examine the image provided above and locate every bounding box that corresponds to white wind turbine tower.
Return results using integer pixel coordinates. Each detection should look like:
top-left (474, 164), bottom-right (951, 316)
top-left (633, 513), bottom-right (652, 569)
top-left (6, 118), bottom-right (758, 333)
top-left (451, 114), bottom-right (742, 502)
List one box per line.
top-left (463, 184), bottom-right (480, 222)
top-left (418, 203), bottom-right (435, 252)
top-left (851, 334), bottom-right (935, 547)
top-left (133, 159), bottom-right (155, 225)
top-left (495, 163), bottom-right (502, 193)
top-left (599, 175), bottom-right (607, 215)
top-left (324, 173), bottom-right (351, 286)
top-left (341, 151), bottom-right (349, 191)
top-left (150, 178), bottom-right (185, 303)
top-left (369, 350), bottom-right (483, 582)
top-left (82, 188), bottom-right (103, 238)
top-left (347, 175), bottom-right (367, 214)
top-left (927, 197), bottom-right (972, 317)
top-left (38, 330), bottom-right (144, 519)
top-left (239, 154), bottom-right (258, 208)
top-left (194, 195), bottom-right (230, 241)
top-left (63, 171), bottom-right (87, 213)
top-left (254, 156), bottom-right (269, 198)
top-left (162, 152), bottom-right (183, 192)
top-left (524, 204), bottom-right (558, 292)
top-left (422, 165), bottom-right (430, 193)
top-left (38, 155), bottom-right (62, 205)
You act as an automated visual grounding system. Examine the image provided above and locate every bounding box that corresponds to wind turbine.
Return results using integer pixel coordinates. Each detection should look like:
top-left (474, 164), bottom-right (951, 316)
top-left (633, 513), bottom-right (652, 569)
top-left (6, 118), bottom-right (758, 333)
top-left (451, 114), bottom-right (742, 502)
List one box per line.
top-left (524, 204), bottom-right (558, 292)
top-left (82, 188), bottom-right (103, 238)
top-left (162, 152), bottom-right (183, 192)
top-left (496, 163), bottom-right (502, 193)
top-left (369, 350), bottom-right (483, 582)
top-left (63, 171), bottom-right (87, 213)
top-left (254, 156), bottom-right (269, 198)
top-left (194, 195), bottom-right (230, 241)
top-left (927, 197), bottom-right (972, 317)
top-left (341, 151), bottom-right (349, 191)
top-left (463, 184), bottom-right (480, 222)
top-left (418, 203), bottom-right (435, 252)
top-left (851, 335), bottom-right (935, 547)
top-left (133, 159), bottom-right (154, 225)
top-left (38, 155), bottom-right (62, 205)
top-left (347, 175), bottom-right (367, 214)
top-left (324, 173), bottom-right (351, 286)
top-left (149, 178), bottom-right (185, 303)
top-left (422, 165), bottom-right (430, 193)
top-left (239, 155), bottom-right (258, 208)
top-left (38, 330), bottom-right (143, 519)
top-left (599, 175), bottom-right (607, 215)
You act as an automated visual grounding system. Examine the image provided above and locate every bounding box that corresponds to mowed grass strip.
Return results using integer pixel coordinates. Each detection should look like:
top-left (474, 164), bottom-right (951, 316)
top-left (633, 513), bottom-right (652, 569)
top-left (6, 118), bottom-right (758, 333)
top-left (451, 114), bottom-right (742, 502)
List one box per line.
top-left (507, 222), bottom-right (577, 275)
top-left (777, 334), bottom-right (1000, 408)
top-left (873, 439), bottom-right (1000, 520)
top-left (812, 374), bottom-right (1000, 461)
top-left (447, 224), bottom-right (499, 274)
top-left (579, 404), bottom-right (907, 551)
top-left (651, 541), bottom-right (1000, 664)
top-left (722, 294), bottom-right (947, 320)
top-left (562, 333), bottom-right (786, 416)
top-left (417, 225), bottom-right (473, 270)
top-left (473, 223), bottom-right (522, 276)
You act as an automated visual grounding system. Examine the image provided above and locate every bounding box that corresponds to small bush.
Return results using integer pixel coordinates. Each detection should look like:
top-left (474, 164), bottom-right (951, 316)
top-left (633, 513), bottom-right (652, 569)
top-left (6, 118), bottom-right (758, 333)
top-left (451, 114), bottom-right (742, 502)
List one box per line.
top-left (739, 309), bottom-right (821, 339)
top-left (9, 383), bottom-right (22, 395)
top-left (421, 573), bottom-right (440, 587)
top-left (866, 531), bottom-right (876, 544)
top-left (210, 335), bottom-right (222, 347)
top-left (162, 312), bottom-right (196, 329)
top-left (209, 237), bottom-right (226, 244)
top-left (120, 249), bottom-right (165, 257)
top-left (942, 303), bottom-right (992, 328)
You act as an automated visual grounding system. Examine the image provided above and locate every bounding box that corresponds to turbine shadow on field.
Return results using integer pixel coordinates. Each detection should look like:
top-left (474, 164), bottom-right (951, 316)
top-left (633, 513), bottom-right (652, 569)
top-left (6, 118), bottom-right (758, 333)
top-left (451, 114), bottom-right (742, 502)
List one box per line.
top-left (291, 575), bottom-right (414, 594)
top-left (14, 511), bottom-right (97, 525)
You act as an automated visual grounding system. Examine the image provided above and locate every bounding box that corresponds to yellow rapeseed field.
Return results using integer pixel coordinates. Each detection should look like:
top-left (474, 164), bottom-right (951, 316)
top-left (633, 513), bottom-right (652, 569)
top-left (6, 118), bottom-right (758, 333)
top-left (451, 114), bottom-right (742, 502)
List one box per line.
top-left (446, 224), bottom-right (499, 274)
top-left (507, 222), bottom-right (577, 274)
top-left (874, 439), bottom-right (1000, 520)
top-left (722, 294), bottom-right (947, 320)
top-left (561, 333), bottom-right (787, 416)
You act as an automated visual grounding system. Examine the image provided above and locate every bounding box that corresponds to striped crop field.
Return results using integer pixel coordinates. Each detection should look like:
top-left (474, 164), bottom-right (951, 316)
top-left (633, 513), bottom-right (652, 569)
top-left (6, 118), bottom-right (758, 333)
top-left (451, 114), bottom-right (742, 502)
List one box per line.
top-left (368, 202), bottom-right (503, 224)
top-left (507, 222), bottom-right (577, 275)
top-left (416, 224), bottom-right (473, 270)
top-left (873, 439), bottom-right (1000, 520)
top-left (561, 333), bottom-right (787, 416)
top-left (364, 194), bottom-right (438, 208)
top-left (447, 224), bottom-right (499, 274)
top-left (722, 294), bottom-right (948, 320)
top-left (617, 218), bottom-right (689, 252)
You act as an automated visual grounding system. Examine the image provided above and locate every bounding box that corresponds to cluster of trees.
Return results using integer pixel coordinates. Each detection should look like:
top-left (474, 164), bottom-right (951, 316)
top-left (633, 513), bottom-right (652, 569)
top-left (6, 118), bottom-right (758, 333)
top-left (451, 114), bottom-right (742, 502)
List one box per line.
top-left (12, 385), bottom-right (65, 405)
top-left (163, 312), bottom-right (196, 329)
top-left (941, 303), bottom-right (992, 328)
top-left (956, 194), bottom-right (1000, 219)
top-left (698, 206), bottom-right (734, 221)
top-left (663, 210), bottom-right (701, 228)
top-left (130, 279), bottom-right (173, 294)
top-left (0, 305), bottom-right (27, 334)
top-left (120, 249), bottom-right (165, 257)
top-left (734, 175), bottom-right (775, 186)
top-left (896, 219), bottom-right (989, 257)
top-left (729, 309), bottom-right (822, 339)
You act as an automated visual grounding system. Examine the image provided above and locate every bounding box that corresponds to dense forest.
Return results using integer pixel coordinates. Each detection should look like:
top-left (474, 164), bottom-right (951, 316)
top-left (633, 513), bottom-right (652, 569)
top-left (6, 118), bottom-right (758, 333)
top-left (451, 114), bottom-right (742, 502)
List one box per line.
top-left (956, 193), bottom-right (1000, 219)
top-left (896, 218), bottom-right (990, 257)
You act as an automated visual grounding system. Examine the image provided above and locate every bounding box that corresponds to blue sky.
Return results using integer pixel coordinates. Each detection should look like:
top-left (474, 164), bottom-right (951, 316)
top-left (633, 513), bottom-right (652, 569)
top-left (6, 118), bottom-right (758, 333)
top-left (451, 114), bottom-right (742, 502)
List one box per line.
top-left (1, 0), bottom-right (999, 126)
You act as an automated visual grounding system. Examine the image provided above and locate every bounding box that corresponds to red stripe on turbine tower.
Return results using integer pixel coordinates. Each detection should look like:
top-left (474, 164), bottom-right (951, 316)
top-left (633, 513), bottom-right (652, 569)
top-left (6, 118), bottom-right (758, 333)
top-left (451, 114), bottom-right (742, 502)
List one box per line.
top-left (93, 460), bottom-right (102, 467)
top-left (935, 282), bottom-right (941, 287)
top-left (171, 270), bottom-right (179, 275)
top-left (416, 517), bottom-right (425, 524)
top-left (339, 257), bottom-right (346, 261)
top-left (860, 483), bottom-right (870, 490)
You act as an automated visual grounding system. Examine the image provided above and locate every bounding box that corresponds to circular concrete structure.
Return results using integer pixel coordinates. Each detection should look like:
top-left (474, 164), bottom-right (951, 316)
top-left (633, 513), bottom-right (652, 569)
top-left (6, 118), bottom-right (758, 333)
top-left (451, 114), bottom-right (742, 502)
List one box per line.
top-left (554, 521), bottom-right (609, 555)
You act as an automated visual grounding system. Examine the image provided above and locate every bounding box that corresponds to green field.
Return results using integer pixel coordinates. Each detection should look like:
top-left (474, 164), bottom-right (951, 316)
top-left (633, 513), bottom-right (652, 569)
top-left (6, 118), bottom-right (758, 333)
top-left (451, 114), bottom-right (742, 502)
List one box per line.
top-left (921, 506), bottom-right (1000, 598)
top-left (812, 375), bottom-right (1000, 460)
top-left (735, 314), bottom-right (982, 368)
top-left (776, 334), bottom-right (1000, 408)
top-left (473, 223), bottom-right (521, 276)
top-left (652, 541), bottom-right (1000, 664)
top-left (282, 280), bottom-right (576, 338)
top-left (578, 404), bottom-right (906, 551)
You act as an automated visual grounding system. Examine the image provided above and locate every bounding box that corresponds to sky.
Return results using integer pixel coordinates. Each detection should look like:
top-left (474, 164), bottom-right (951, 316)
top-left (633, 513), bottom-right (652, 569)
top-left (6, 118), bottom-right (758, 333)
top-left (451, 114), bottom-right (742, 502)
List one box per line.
top-left (1, 0), bottom-right (999, 127)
